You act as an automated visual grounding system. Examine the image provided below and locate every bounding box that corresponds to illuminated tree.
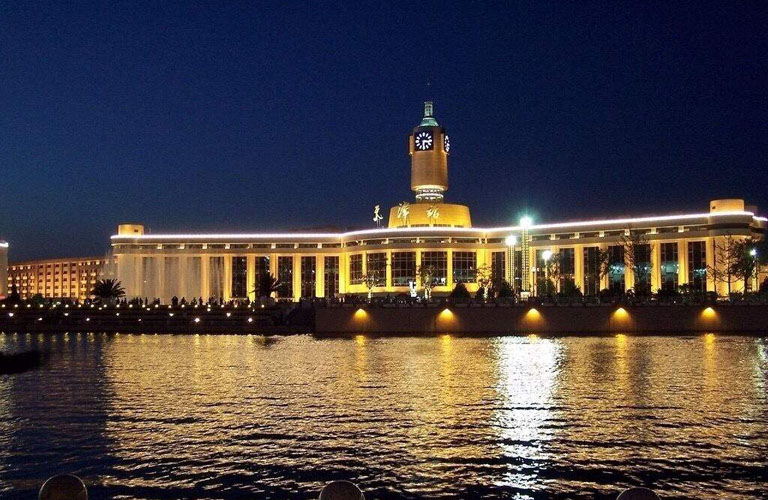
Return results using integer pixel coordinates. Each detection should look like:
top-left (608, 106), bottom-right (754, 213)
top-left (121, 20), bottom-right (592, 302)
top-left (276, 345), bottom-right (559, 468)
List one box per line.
top-left (707, 234), bottom-right (741, 295)
top-left (476, 264), bottom-right (492, 300)
top-left (417, 265), bottom-right (438, 301)
top-left (621, 230), bottom-right (652, 296)
top-left (730, 239), bottom-right (760, 292)
top-left (361, 271), bottom-right (379, 301)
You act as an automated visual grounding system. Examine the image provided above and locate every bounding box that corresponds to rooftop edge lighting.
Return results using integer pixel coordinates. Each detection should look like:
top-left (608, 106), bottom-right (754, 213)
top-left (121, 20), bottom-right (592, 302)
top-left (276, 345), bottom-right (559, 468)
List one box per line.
top-left (109, 210), bottom-right (765, 241)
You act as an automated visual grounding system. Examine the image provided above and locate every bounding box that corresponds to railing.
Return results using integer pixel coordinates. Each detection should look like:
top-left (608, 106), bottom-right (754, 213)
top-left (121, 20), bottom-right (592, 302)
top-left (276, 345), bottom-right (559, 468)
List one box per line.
top-left (37, 474), bottom-right (661, 500)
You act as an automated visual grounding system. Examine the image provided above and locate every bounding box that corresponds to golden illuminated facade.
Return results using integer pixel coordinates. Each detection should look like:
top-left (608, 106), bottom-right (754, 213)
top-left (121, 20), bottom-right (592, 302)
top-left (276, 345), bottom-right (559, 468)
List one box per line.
top-left (107, 103), bottom-right (766, 302)
top-left (6, 256), bottom-right (116, 300)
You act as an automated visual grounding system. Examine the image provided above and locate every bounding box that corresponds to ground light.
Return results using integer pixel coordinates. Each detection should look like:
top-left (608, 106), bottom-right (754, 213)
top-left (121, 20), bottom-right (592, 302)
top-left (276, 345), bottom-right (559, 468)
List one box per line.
top-left (525, 308), bottom-right (541, 320)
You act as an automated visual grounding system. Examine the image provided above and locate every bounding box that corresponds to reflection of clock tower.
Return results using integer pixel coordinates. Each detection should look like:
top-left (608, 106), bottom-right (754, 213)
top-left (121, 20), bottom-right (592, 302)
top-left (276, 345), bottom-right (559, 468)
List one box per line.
top-left (388, 101), bottom-right (472, 228)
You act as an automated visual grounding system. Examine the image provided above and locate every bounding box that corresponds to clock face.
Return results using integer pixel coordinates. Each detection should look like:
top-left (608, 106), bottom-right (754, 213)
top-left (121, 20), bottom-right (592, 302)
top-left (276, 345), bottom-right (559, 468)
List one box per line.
top-left (414, 131), bottom-right (433, 151)
top-left (443, 135), bottom-right (450, 152)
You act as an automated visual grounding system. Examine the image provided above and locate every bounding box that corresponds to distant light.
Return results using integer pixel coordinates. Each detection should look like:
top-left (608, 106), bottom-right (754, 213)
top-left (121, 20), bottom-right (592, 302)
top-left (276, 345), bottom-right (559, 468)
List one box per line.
top-left (226, 312), bottom-right (231, 317)
top-left (248, 317), bottom-right (253, 323)
top-left (194, 317), bottom-right (201, 323)
top-left (505, 235), bottom-right (518, 246)
top-left (8, 313), bottom-right (13, 317)
top-left (542, 250), bottom-right (553, 261)
top-left (354, 308), bottom-right (368, 320)
top-left (749, 248), bottom-right (757, 257)
top-left (169, 313), bottom-right (174, 317)
top-left (520, 216), bottom-right (533, 228)
top-left (86, 318), bottom-right (90, 321)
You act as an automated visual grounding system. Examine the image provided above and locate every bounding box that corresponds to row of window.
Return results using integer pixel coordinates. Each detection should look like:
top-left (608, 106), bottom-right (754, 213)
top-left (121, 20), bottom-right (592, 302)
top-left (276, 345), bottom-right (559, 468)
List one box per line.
top-left (349, 252), bottom-right (477, 287)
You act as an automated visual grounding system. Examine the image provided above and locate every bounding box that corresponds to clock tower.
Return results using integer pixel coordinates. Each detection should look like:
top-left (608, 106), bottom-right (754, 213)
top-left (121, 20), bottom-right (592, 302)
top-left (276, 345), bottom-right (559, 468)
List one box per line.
top-left (388, 102), bottom-right (471, 228)
top-left (410, 101), bottom-right (449, 201)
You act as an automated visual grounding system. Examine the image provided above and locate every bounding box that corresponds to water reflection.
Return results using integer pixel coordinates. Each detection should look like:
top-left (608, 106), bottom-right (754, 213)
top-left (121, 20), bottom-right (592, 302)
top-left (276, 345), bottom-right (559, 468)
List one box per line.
top-left (493, 336), bottom-right (561, 495)
top-left (0, 333), bottom-right (767, 499)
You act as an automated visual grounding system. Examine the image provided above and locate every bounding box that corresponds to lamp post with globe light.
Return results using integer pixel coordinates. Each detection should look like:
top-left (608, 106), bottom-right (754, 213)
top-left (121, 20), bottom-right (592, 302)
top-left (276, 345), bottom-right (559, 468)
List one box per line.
top-left (749, 248), bottom-right (758, 291)
top-left (505, 235), bottom-right (517, 290)
top-left (519, 216), bottom-right (533, 295)
top-left (541, 249), bottom-right (553, 296)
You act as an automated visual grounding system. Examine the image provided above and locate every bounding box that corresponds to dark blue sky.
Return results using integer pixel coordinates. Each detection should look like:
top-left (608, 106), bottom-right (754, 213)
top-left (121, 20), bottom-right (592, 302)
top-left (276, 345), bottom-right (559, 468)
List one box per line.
top-left (1, 1), bottom-right (766, 261)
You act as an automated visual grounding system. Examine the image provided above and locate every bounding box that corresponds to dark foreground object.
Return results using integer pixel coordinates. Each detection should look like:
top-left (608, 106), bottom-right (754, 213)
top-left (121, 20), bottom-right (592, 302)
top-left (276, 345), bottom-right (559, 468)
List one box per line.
top-left (617, 487), bottom-right (662, 499)
top-left (318, 480), bottom-right (366, 500)
top-left (39, 475), bottom-right (88, 500)
top-left (39, 475), bottom-right (658, 500)
top-left (0, 350), bottom-right (46, 375)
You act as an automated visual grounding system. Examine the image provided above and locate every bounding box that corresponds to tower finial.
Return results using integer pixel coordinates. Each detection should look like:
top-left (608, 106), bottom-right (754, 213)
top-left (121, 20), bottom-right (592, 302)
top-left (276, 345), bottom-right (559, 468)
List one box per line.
top-left (424, 101), bottom-right (433, 117)
top-left (419, 101), bottom-right (438, 127)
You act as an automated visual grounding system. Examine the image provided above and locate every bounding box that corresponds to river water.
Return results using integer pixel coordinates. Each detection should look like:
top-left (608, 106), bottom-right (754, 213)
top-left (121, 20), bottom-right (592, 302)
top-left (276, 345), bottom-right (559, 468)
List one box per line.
top-left (0, 333), bottom-right (766, 499)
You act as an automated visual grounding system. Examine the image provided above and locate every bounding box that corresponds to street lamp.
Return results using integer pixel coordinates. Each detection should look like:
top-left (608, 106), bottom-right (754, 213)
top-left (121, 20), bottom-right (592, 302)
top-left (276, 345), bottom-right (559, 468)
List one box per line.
top-left (505, 235), bottom-right (518, 288)
top-left (541, 250), bottom-right (552, 296)
top-left (519, 216), bottom-right (533, 294)
top-left (750, 248), bottom-right (758, 291)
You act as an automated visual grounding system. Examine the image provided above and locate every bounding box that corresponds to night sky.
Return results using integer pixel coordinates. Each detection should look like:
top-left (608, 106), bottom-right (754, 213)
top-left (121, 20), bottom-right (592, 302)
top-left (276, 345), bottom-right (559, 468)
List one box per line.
top-left (1, 1), bottom-right (766, 261)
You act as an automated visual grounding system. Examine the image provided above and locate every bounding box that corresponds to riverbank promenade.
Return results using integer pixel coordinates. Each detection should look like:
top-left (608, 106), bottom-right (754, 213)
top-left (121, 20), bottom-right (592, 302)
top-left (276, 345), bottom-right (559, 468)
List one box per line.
top-left (3, 298), bottom-right (768, 334)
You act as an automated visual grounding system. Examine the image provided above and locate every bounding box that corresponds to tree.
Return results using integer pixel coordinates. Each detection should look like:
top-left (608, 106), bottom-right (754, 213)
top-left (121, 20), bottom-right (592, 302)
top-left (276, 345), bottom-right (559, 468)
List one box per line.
top-left (417, 265), bottom-right (438, 301)
top-left (730, 239), bottom-right (760, 292)
top-left (621, 230), bottom-right (652, 296)
top-left (584, 247), bottom-right (610, 296)
top-left (497, 280), bottom-right (515, 299)
top-left (91, 279), bottom-right (125, 302)
top-left (361, 271), bottom-right (380, 301)
top-left (707, 233), bottom-right (740, 295)
top-left (253, 271), bottom-right (280, 298)
top-left (476, 264), bottom-right (493, 300)
top-left (536, 252), bottom-right (562, 297)
top-left (450, 282), bottom-right (471, 301)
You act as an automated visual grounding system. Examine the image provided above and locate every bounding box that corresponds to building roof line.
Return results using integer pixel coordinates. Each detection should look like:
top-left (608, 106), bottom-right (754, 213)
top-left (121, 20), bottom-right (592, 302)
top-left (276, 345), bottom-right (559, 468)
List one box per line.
top-left (109, 210), bottom-right (763, 241)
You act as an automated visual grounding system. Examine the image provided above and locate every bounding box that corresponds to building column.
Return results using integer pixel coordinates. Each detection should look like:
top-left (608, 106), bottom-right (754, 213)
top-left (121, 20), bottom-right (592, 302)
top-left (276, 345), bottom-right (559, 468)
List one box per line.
top-left (156, 257), bottom-right (166, 303)
top-left (247, 254), bottom-right (256, 301)
top-left (339, 254), bottom-right (348, 295)
top-left (415, 251), bottom-right (422, 288)
top-left (223, 255), bottom-right (233, 301)
top-left (316, 255), bottom-right (325, 298)
top-left (706, 237), bottom-right (717, 293)
top-left (293, 255), bottom-right (301, 301)
top-left (385, 250), bottom-right (392, 289)
top-left (201, 255), bottom-right (210, 301)
top-left (269, 253), bottom-right (278, 276)
top-left (677, 240), bottom-right (687, 287)
top-left (446, 249), bottom-right (454, 289)
top-left (574, 244), bottom-right (584, 293)
top-left (651, 242), bottom-right (661, 293)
